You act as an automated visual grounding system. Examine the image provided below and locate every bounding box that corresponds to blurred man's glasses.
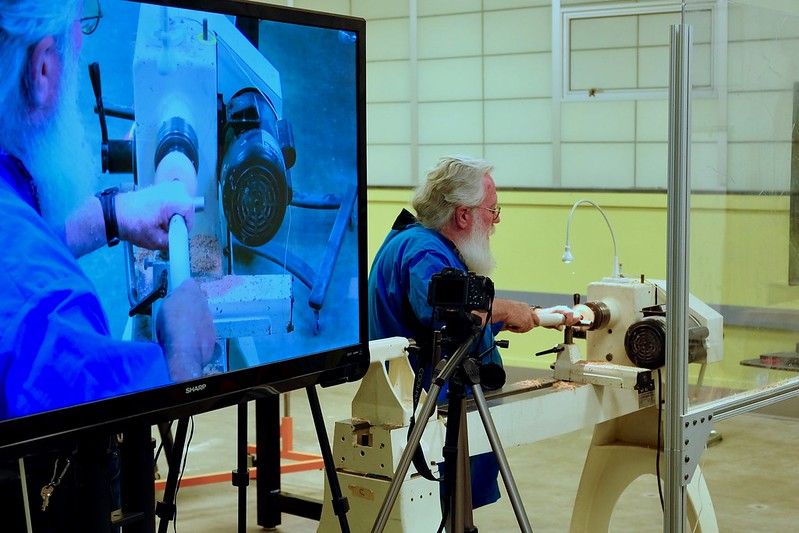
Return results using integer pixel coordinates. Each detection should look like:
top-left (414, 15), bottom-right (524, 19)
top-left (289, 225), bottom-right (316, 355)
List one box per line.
top-left (81, 0), bottom-right (103, 35)
top-left (480, 205), bottom-right (501, 221)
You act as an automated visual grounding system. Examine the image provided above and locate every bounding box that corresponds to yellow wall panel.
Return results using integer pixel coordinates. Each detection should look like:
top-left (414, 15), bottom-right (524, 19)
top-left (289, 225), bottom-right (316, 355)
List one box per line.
top-left (364, 189), bottom-right (798, 383)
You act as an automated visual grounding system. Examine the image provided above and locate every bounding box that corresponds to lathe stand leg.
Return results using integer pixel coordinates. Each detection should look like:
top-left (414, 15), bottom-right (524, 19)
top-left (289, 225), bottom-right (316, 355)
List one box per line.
top-left (569, 407), bottom-right (718, 533)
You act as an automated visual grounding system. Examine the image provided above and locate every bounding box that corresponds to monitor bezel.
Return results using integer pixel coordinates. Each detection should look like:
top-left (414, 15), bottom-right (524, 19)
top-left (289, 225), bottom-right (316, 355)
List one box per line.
top-left (0, 0), bottom-right (369, 456)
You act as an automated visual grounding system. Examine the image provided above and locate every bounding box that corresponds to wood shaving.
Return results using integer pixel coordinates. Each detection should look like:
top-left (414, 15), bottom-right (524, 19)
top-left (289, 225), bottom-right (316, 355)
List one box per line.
top-left (190, 233), bottom-right (222, 276)
top-left (515, 379), bottom-right (545, 389)
top-left (198, 275), bottom-right (244, 299)
top-left (552, 380), bottom-right (579, 391)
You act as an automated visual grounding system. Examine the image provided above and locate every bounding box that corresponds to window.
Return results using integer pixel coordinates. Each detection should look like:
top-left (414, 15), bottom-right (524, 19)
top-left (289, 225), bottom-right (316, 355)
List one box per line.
top-left (561, 2), bottom-right (716, 100)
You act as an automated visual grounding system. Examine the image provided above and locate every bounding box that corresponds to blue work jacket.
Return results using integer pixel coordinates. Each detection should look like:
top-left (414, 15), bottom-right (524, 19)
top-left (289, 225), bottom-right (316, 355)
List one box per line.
top-left (0, 151), bottom-right (170, 419)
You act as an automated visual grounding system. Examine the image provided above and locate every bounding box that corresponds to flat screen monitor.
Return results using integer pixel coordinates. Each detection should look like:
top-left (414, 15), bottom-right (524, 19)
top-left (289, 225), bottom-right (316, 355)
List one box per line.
top-left (0, 0), bottom-right (368, 452)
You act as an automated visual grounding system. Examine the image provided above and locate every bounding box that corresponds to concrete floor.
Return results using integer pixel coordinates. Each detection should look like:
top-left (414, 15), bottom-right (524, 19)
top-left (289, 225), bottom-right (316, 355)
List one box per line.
top-left (161, 375), bottom-right (799, 533)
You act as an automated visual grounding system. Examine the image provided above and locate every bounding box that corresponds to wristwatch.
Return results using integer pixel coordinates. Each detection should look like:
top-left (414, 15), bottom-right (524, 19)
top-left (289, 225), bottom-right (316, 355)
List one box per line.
top-left (96, 186), bottom-right (120, 247)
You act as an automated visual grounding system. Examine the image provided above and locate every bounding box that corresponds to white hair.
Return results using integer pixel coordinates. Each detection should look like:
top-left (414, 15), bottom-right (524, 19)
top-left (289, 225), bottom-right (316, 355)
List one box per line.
top-left (0, 1), bottom-right (81, 157)
top-left (412, 155), bottom-right (494, 230)
top-left (0, 1), bottom-right (97, 232)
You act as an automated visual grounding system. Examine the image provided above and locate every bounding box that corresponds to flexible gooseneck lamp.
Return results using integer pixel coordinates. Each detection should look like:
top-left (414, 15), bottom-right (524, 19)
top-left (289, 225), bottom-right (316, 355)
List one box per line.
top-left (562, 199), bottom-right (621, 278)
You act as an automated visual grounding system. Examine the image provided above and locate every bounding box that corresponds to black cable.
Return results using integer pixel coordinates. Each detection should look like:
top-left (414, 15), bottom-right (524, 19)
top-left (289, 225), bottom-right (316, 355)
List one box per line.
top-left (437, 511), bottom-right (447, 533)
top-left (656, 368), bottom-right (664, 511)
top-left (172, 417), bottom-right (195, 533)
top-left (153, 421), bottom-right (172, 468)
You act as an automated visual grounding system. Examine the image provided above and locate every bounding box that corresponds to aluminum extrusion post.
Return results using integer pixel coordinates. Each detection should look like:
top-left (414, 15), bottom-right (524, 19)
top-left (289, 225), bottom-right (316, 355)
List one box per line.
top-left (666, 22), bottom-right (692, 533)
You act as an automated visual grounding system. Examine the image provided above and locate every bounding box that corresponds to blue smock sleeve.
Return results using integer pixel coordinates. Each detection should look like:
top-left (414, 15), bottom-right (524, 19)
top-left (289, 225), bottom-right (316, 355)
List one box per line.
top-left (1, 280), bottom-right (170, 418)
top-left (0, 168), bottom-right (171, 420)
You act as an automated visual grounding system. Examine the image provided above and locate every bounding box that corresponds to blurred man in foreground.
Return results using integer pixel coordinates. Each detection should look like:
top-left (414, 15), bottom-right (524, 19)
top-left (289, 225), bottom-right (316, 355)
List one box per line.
top-left (0, 1), bottom-right (215, 529)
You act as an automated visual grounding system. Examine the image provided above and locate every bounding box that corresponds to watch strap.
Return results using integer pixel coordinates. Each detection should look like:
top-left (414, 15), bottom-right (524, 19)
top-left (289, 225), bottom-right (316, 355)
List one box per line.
top-left (96, 186), bottom-right (120, 247)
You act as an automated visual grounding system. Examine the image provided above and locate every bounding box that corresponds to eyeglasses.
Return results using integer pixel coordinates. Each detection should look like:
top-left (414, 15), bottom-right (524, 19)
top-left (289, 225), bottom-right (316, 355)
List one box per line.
top-left (80, 0), bottom-right (103, 35)
top-left (479, 205), bottom-right (501, 220)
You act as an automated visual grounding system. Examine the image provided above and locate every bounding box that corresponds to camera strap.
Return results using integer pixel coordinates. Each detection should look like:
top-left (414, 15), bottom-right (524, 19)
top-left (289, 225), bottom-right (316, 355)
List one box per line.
top-left (390, 208), bottom-right (463, 482)
top-left (407, 343), bottom-right (440, 482)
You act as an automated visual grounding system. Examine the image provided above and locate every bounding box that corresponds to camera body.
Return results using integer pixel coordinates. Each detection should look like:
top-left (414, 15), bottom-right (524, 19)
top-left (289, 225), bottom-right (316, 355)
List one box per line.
top-left (428, 268), bottom-right (494, 313)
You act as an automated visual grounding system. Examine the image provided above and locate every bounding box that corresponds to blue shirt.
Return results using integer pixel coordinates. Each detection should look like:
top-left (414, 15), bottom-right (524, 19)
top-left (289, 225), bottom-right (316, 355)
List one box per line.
top-left (0, 151), bottom-right (170, 419)
top-left (368, 216), bottom-right (502, 370)
top-left (368, 212), bottom-right (502, 508)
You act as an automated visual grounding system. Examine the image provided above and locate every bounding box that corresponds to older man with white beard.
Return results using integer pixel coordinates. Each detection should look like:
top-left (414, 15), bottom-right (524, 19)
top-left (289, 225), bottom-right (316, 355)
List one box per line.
top-left (368, 155), bottom-right (579, 513)
top-left (0, 0), bottom-right (216, 420)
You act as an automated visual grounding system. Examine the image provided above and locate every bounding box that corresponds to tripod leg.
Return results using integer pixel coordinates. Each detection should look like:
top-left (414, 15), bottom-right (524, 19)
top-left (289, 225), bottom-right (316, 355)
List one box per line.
top-left (470, 382), bottom-right (533, 533)
top-left (452, 403), bottom-right (470, 533)
top-left (442, 387), bottom-right (465, 533)
top-left (155, 418), bottom-right (190, 533)
top-left (457, 408), bottom-right (477, 533)
top-left (306, 385), bottom-right (350, 533)
top-left (372, 330), bottom-right (480, 533)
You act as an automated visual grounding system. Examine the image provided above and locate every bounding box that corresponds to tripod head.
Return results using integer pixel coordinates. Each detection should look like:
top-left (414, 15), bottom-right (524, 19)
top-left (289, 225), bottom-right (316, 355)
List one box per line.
top-left (428, 267), bottom-right (505, 390)
top-left (428, 267), bottom-right (494, 347)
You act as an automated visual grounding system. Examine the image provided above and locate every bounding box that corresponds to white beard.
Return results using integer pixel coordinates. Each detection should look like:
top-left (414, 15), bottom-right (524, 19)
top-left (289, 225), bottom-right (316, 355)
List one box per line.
top-left (456, 214), bottom-right (496, 277)
top-left (23, 48), bottom-right (97, 233)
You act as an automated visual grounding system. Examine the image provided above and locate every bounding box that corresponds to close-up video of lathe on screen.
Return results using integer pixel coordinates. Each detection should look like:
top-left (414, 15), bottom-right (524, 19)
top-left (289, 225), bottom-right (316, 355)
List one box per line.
top-left (0, 0), bottom-right (368, 448)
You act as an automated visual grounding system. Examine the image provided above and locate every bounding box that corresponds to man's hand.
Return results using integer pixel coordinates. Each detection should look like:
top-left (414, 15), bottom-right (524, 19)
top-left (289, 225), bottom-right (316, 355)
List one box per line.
top-left (492, 298), bottom-right (537, 333)
top-left (532, 305), bottom-right (581, 331)
top-left (156, 278), bottom-right (216, 382)
top-left (116, 181), bottom-right (195, 252)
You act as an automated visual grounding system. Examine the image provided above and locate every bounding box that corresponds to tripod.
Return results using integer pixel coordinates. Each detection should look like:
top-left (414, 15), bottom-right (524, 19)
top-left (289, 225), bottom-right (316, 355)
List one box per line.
top-left (371, 327), bottom-right (533, 533)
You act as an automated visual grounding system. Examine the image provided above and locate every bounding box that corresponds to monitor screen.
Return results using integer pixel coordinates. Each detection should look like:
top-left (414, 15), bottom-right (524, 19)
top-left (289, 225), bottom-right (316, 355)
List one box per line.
top-left (0, 0), bottom-right (368, 452)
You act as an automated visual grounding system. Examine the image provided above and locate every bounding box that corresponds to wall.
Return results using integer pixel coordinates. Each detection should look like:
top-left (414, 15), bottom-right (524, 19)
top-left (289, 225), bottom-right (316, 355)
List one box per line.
top-left (257, 0), bottom-right (799, 390)
top-left (369, 188), bottom-right (799, 389)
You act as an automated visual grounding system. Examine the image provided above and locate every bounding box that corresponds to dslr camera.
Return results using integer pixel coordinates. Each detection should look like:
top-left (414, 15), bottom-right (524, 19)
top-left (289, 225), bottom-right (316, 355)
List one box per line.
top-left (428, 268), bottom-right (494, 314)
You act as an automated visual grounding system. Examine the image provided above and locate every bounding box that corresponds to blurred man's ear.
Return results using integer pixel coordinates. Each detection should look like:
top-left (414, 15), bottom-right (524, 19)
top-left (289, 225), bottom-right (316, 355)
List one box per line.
top-left (28, 36), bottom-right (60, 111)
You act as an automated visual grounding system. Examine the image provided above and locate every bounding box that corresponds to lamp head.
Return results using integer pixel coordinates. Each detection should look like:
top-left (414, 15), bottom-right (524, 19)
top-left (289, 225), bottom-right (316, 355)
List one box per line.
top-left (562, 245), bottom-right (574, 264)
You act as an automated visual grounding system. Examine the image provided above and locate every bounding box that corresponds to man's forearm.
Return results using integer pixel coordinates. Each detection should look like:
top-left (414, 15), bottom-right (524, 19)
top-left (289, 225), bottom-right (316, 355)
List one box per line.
top-left (64, 196), bottom-right (108, 258)
top-left (492, 298), bottom-right (536, 332)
